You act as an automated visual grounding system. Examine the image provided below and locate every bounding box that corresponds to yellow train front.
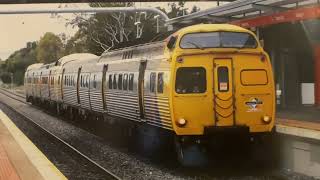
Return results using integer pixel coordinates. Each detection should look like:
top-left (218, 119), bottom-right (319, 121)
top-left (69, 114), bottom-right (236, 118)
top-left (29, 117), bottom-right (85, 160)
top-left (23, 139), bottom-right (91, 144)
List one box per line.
top-left (167, 24), bottom-right (275, 165)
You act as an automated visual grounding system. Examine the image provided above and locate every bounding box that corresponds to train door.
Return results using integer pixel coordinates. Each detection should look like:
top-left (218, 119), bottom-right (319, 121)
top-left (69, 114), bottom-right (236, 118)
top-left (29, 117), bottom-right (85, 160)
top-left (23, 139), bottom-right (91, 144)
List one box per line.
top-left (40, 72), bottom-right (42, 98)
top-left (77, 67), bottom-right (81, 104)
top-left (138, 61), bottom-right (147, 119)
top-left (61, 68), bottom-right (65, 100)
top-left (213, 59), bottom-right (235, 126)
top-left (48, 70), bottom-right (51, 99)
top-left (32, 72), bottom-right (35, 96)
top-left (101, 65), bottom-right (108, 111)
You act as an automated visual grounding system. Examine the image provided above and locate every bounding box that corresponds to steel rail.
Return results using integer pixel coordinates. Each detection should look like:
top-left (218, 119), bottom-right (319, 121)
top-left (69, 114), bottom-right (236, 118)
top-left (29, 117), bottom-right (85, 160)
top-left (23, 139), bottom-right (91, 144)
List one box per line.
top-left (0, 88), bottom-right (122, 180)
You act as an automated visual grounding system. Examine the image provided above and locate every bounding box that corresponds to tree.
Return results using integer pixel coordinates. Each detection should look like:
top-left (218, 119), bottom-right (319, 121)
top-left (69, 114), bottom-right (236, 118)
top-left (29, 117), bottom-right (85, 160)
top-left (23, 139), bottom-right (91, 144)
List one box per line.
top-left (37, 32), bottom-right (63, 64)
top-left (63, 2), bottom-right (199, 56)
top-left (1, 41), bottom-right (37, 85)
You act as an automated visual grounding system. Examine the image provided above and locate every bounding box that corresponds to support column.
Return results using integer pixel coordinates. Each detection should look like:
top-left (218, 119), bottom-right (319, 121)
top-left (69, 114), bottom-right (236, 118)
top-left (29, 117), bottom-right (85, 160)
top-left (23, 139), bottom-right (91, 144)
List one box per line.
top-left (314, 44), bottom-right (320, 106)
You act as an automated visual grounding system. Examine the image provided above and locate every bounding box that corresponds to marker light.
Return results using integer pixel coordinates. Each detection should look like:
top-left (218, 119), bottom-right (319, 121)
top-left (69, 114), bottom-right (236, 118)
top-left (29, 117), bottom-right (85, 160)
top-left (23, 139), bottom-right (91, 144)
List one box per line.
top-left (262, 116), bottom-right (271, 124)
top-left (176, 118), bottom-right (187, 127)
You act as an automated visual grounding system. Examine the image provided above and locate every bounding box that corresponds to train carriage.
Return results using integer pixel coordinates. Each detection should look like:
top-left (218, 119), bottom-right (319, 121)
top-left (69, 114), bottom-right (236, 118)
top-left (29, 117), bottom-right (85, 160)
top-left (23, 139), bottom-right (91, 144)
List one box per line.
top-left (25, 63), bottom-right (43, 101)
top-left (25, 24), bottom-right (275, 166)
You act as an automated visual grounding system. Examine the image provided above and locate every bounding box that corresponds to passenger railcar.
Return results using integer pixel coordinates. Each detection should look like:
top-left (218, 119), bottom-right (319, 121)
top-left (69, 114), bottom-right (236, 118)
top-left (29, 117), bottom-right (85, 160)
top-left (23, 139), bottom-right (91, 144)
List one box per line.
top-left (25, 24), bottom-right (275, 166)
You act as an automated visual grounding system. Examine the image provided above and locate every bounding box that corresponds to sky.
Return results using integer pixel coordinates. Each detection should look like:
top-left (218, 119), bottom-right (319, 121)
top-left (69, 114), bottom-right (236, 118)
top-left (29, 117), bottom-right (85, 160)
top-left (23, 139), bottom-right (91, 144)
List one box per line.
top-left (0, 2), bottom-right (228, 60)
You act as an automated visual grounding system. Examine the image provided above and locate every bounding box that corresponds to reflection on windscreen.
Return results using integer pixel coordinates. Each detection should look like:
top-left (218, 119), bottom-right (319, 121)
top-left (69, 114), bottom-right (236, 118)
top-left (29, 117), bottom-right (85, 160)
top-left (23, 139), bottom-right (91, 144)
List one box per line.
top-left (180, 32), bottom-right (257, 49)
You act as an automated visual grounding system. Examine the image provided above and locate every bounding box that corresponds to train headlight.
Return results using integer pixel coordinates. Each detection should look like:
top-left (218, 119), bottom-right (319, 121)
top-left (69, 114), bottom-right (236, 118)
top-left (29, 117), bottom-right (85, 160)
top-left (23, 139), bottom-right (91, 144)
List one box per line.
top-left (262, 116), bottom-right (271, 124)
top-left (176, 118), bottom-right (187, 127)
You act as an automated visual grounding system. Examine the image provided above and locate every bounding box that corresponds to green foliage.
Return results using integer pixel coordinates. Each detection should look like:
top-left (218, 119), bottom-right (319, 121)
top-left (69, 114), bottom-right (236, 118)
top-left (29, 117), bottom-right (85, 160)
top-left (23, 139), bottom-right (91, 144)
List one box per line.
top-left (0, 72), bottom-right (11, 84)
top-left (64, 31), bottom-right (89, 55)
top-left (37, 32), bottom-right (63, 64)
top-left (0, 41), bottom-right (37, 85)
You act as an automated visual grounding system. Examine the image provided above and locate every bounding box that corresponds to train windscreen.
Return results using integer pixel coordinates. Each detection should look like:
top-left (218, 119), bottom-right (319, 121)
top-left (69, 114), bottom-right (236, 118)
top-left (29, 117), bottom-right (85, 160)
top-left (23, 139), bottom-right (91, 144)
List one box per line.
top-left (180, 32), bottom-right (257, 49)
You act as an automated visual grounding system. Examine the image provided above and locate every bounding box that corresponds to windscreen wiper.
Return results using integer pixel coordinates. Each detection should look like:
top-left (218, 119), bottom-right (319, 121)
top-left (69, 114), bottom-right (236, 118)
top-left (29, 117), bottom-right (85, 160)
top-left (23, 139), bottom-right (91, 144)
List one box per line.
top-left (186, 41), bottom-right (205, 50)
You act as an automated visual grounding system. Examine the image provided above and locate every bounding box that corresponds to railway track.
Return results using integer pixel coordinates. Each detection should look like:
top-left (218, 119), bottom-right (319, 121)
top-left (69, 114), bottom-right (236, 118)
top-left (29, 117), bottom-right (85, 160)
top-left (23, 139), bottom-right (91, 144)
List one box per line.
top-left (0, 88), bottom-right (122, 180)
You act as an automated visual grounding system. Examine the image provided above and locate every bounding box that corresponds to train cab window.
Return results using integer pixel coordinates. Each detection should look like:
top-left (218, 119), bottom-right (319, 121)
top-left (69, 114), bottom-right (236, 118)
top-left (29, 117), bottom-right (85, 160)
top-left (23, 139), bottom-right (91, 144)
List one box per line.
top-left (150, 72), bottom-right (156, 93)
top-left (108, 75), bottom-right (112, 89)
top-left (129, 74), bottom-right (134, 91)
top-left (123, 74), bottom-right (128, 90)
top-left (118, 74), bottom-right (123, 90)
top-left (218, 67), bottom-right (229, 92)
top-left (175, 67), bottom-right (206, 94)
top-left (113, 74), bottom-right (117, 89)
top-left (157, 73), bottom-right (164, 93)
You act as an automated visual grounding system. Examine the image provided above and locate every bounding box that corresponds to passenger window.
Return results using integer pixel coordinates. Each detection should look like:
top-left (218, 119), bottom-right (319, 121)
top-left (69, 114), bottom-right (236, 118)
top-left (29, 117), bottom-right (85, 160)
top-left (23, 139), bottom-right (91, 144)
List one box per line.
top-left (118, 74), bottom-right (123, 90)
top-left (86, 75), bottom-right (89, 88)
top-left (80, 75), bottom-right (83, 87)
top-left (175, 67), bottom-right (206, 94)
top-left (93, 75), bottom-right (97, 89)
top-left (218, 67), bottom-right (229, 92)
top-left (150, 72), bottom-right (156, 93)
top-left (129, 74), bottom-right (134, 91)
top-left (123, 74), bottom-right (128, 90)
top-left (108, 75), bottom-right (112, 89)
top-left (157, 73), bottom-right (164, 93)
top-left (113, 74), bottom-right (117, 89)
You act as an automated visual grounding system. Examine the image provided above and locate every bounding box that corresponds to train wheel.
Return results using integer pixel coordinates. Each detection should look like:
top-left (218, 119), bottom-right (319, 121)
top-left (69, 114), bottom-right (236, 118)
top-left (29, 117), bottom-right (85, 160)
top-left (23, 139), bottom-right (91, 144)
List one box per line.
top-left (175, 136), bottom-right (208, 167)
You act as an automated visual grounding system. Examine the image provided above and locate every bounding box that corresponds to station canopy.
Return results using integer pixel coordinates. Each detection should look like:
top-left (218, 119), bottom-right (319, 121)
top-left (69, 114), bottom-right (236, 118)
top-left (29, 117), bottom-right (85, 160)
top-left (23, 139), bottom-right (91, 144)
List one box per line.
top-left (166, 0), bottom-right (320, 27)
top-left (0, 0), bottom-right (236, 4)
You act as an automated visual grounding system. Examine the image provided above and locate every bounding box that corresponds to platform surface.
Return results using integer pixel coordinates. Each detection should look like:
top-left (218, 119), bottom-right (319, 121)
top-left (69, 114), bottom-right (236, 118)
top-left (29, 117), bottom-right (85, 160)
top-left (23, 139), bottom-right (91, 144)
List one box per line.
top-left (277, 106), bottom-right (320, 123)
top-left (276, 107), bottom-right (320, 140)
top-left (0, 109), bottom-right (66, 180)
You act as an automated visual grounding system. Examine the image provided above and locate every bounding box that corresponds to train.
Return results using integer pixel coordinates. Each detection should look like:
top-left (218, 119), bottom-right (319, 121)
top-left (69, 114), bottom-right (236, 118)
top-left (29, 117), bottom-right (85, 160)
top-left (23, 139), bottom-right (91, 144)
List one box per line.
top-left (25, 24), bottom-right (275, 166)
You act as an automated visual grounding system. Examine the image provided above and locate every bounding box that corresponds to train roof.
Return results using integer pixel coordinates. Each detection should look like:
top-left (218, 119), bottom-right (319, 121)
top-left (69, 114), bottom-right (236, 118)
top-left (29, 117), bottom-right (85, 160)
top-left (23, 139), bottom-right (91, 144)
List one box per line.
top-left (26, 63), bottom-right (44, 71)
top-left (57, 53), bottom-right (99, 66)
top-left (99, 41), bottom-right (165, 63)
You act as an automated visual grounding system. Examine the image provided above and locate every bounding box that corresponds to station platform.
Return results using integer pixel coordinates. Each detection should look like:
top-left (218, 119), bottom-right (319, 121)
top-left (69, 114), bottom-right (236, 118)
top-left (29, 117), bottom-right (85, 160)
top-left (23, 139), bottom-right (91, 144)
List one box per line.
top-left (276, 107), bottom-right (320, 140)
top-left (277, 106), bottom-right (320, 123)
top-left (0, 109), bottom-right (66, 180)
